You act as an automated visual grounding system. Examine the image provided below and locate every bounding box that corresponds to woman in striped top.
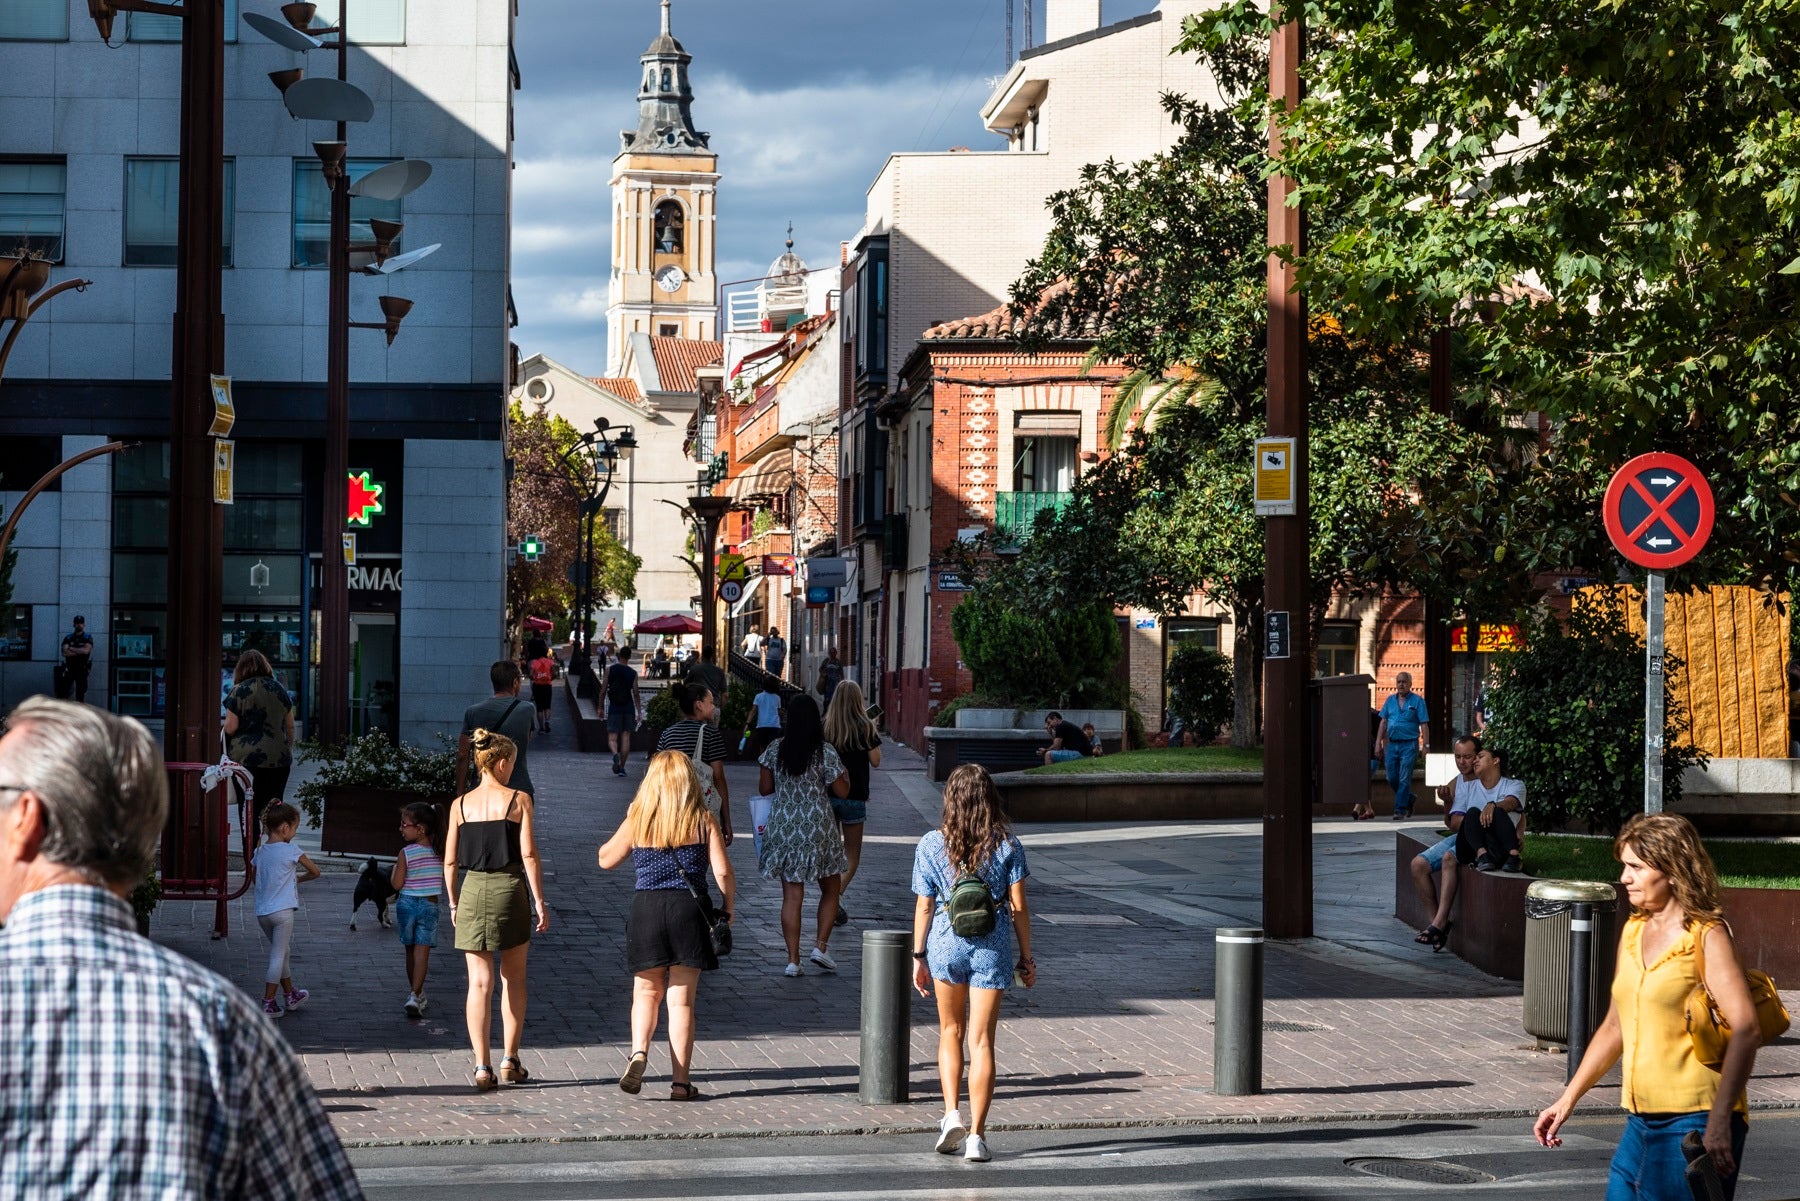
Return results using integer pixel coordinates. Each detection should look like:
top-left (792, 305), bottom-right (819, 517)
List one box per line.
top-left (391, 801), bottom-right (445, 1019)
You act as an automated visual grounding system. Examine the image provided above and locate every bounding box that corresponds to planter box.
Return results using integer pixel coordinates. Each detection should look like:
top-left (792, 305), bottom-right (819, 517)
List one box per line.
top-left (321, 786), bottom-right (452, 857)
top-left (953, 708), bottom-right (1019, 730)
top-left (1393, 831), bottom-right (1800, 981)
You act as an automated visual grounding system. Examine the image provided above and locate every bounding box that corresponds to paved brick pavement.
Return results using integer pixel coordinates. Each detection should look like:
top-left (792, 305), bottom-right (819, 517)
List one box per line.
top-left (152, 707), bottom-right (1800, 1146)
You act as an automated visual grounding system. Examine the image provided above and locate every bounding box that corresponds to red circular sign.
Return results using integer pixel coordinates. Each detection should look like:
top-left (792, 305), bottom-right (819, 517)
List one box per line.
top-left (1602, 452), bottom-right (1714, 570)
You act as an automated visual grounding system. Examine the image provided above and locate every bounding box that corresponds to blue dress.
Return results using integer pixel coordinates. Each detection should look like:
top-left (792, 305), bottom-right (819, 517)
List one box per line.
top-left (911, 830), bottom-right (1029, 991)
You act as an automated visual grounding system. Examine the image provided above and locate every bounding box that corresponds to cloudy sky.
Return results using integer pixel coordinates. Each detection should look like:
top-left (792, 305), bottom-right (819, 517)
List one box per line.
top-left (513, 0), bottom-right (1160, 376)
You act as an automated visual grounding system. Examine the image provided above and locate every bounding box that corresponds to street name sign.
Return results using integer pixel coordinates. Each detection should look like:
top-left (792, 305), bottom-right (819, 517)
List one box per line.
top-left (1253, 436), bottom-right (1296, 517)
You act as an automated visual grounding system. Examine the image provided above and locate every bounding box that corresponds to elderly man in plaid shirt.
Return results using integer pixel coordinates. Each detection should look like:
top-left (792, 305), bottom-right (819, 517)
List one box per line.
top-left (0, 698), bottom-right (362, 1200)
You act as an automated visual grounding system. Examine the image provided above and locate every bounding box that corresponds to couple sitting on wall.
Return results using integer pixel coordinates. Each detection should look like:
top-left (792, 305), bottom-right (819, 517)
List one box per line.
top-left (1410, 735), bottom-right (1526, 951)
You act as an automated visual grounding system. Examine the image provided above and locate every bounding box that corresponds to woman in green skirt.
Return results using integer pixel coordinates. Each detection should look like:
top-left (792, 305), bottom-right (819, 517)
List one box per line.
top-left (444, 728), bottom-right (549, 1091)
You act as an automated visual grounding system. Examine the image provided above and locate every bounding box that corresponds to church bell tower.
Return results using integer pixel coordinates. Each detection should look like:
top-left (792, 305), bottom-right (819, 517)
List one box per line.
top-left (607, 0), bottom-right (720, 374)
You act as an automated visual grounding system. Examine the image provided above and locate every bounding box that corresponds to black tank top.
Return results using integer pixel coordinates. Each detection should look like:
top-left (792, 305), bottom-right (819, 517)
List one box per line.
top-left (457, 791), bottom-right (523, 871)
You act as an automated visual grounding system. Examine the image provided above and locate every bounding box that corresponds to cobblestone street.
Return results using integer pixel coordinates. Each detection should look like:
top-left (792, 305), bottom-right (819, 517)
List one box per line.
top-left (153, 713), bottom-right (1800, 1146)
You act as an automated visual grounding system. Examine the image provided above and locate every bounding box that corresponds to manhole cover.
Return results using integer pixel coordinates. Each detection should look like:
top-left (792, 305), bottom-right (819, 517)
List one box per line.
top-left (1205, 1017), bottom-right (1326, 1033)
top-left (1345, 1158), bottom-right (1494, 1185)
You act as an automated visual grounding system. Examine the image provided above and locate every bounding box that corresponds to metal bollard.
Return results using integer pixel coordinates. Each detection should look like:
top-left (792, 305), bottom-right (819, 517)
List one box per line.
top-left (1566, 901), bottom-right (1594, 1084)
top-left (1213, 927), bottom-right (1264, 1096)
top-left (859, 929), bottom-right (912, 1103)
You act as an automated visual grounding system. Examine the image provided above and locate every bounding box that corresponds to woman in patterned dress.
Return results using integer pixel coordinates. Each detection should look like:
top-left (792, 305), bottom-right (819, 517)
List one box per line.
top-left (223, 649), bottom-right (295, 831)
top-left (756, 695), bottom-right (850, 977)
top-left (910, 764), bottom-right (1035, 1163)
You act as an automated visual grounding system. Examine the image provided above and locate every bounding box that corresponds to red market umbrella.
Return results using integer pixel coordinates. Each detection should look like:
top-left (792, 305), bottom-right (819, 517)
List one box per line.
top-left (522, 615), bottom-right (554, 632)
top-left (635, 613), bottom-right (703, 635)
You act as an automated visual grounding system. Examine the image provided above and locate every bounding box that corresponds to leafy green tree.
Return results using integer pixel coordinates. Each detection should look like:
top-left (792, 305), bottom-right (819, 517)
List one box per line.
top-left (1165, 643), bottom-right (1234, 744)
top-left (1483, 597), bottom-right (1706, 833)
top-left (1192, 0), bottom-right (1800, 591)
top-left (948, 593), bottom-right (1120, 708)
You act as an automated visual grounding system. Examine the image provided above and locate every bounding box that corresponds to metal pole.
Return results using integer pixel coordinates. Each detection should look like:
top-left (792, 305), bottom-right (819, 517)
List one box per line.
top-left (691, 495), bottom-right (731, 668)
top-left (1566, 901), bottom-right (1594, 1083)
top-left (1214, 927), bottom-right (1264, 1095)
top-left (859, 929), bottom-right (912, 1103)
top-left (1423, 327), bottom-right (1454, 751)
top-left (1644, 570), bottom-right (1665, 814)
top-left (1262, 9), bottom-right (1312, 939)
top-left (317, 4), bottom-right (353, 748)
top-left (165, 0), bottom-right (227, 765)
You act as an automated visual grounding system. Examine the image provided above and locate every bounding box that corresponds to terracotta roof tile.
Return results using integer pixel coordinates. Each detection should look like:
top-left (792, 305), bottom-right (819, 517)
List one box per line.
top-left (649, 337), bottom-right (724, 393)
top-left (922, 279), bottom-right (1101, 342)
top-left (589, 377), bottom-right (644, 404)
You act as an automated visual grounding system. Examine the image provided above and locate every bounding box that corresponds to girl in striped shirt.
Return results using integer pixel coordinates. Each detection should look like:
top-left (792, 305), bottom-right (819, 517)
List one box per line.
top-left (391, 802), bottom-right (445, 1018)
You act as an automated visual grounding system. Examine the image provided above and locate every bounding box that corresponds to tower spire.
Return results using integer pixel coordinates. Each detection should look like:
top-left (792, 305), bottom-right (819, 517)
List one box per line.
top-left (661, 0), bottom-right (671, 36)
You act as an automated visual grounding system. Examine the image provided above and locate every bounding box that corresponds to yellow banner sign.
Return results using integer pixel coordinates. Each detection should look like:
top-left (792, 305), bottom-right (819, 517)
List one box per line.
top-left (212, 439), bottom-right (235, 504)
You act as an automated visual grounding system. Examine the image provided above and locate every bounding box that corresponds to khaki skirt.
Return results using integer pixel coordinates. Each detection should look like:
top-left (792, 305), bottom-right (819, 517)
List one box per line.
top-left (454, 865), bottom-right (532, 952)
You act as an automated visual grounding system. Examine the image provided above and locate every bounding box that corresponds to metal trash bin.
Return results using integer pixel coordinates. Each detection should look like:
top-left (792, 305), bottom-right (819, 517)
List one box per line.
top-left (1523, 879), bottom-right (1620, 1049)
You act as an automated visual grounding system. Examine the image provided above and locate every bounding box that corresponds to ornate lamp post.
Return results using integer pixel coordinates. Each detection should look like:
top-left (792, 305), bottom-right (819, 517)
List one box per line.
top-left (557, 421), bottom-right (635, 686)
top-left (688, 494), bottom-right (732, 668)
top-left (0, 253), bottom-right (92, 385)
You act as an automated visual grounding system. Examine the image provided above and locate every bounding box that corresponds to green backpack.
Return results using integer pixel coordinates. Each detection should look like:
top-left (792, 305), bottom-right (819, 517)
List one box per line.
top-left (945, 871), bottom-right (997, 938)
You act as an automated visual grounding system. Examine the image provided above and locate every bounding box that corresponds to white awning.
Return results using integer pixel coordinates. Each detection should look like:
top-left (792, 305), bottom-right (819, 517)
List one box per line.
top-left (728, 573), bottom-right (765, 617)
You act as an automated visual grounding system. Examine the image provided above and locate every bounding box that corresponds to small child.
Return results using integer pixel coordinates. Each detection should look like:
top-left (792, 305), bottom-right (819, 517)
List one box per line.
top-left (250, 801), bottom-right (319, 1019)
top-left (390, 802), bottom-right (444, 1018)
top-left (1083, 722), bottom-right (1103, 757)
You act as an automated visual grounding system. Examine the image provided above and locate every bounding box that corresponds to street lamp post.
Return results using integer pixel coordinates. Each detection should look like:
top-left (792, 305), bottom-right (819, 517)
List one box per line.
top-left (0, 255), bottom-right (92, 385)
top-left (557, 422), bottom-right (635, 684)
top-left (688, 494), bottom-right (732, 668)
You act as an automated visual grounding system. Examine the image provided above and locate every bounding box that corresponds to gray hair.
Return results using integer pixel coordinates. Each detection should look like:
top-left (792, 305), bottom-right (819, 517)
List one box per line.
top-left (0, 698), bottom-right (167, 886)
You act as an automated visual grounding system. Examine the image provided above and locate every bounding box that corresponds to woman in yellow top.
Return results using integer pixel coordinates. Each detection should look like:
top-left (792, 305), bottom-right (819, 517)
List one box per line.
top-left (1534, 813), bottom-right (1762, 1199)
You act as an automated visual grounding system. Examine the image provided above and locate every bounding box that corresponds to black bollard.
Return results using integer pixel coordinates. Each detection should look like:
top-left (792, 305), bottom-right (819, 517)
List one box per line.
top-left (859, 930), bottom-right (912, 1103)
top-left (1566, 901), bottom-right (1594, 1084)
top-left (1213, 927), bottom-right (1264, 1096)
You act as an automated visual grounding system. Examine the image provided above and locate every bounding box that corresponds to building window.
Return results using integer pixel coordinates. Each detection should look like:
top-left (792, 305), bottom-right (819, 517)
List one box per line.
top-left (600, 507), bottom-right (625, 542)
top-left (0, 605), bottom-right (30, 660)
top-left (306, 0), bottom-right (405, 44)
top-left (855, 248), bottom-right (888, 379)
top-left (292, 158), bottom-right (401, 269)
top-left (0, 0), bottom-right (65, 39)
top-left (129, 0), bottom-right (238, 41)
top-left (1163, 617), bottom-right (1221, 719)
top-left (1013, 436), bottom-right (1076, 492)
top-left (124, 158), bottom-right (235, 267)
top-left (1316, 622), bottom-right (1358, 677)
top-left (659, 323), bottom-right (679, 336)
top-left (0, 161), bottom-right (66, 261)
top-left (654, 201), bottom-right (684, 254)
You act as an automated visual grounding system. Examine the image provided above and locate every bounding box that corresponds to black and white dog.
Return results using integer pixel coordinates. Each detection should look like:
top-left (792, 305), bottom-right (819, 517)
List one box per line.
top-left (350, 857), bottom-right (397, 930)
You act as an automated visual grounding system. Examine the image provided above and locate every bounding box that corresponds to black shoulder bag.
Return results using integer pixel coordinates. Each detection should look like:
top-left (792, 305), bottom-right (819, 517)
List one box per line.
top-left (666, 846), bottom-right (732, 957)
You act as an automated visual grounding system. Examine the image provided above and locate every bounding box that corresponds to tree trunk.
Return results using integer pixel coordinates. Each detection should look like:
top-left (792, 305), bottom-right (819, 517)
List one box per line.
top-left (1231, 603), bottom-right (1260, 749)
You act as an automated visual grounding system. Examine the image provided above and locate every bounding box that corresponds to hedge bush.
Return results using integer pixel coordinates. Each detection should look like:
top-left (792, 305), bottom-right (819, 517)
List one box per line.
top-left (1165, 644), bottom-right (1233, 744)
top-left (950, 595), bottom-right (1120, 707)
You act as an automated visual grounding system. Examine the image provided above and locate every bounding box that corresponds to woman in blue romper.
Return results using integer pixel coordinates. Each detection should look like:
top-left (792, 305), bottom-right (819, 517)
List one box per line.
top-left (911, 764), bottom-right (1036, 1164)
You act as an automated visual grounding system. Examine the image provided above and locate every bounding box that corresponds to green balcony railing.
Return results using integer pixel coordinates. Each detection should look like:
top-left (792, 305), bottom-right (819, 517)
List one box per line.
top-left (994, 490), bottom-right (1072, 543)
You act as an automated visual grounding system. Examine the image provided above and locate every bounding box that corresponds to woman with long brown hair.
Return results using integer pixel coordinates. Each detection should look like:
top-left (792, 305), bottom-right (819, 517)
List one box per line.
top-left (910, 764), bottom-right (1035, 1163)
top-left (1535, 813), bottom-right (1764, 1198)
top-left (598, 749), bottom-right (735, 1101)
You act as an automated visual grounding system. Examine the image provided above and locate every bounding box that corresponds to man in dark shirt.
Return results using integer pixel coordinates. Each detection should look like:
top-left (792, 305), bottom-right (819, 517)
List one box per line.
top-left (460, 661), bottom-right (536, 797)
top-left (605, 648), bottom-right (641, 777)
top-left (1041, 711), bottom-right (1093, 765)
top-left (59, 616), bottom-right (94, 704)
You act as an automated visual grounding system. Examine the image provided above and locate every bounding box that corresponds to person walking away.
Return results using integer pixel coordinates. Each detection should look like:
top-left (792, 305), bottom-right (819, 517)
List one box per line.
top-left (757, 695), bottom-right (850, 976)
top-left (0, 698), bottom-right (363, 1197)
top-left (598, 750), bottom-right (736, 1101)
top-left (444, 729), bottom-right (549, 1091)
top-left (606, 648), bottom-right (643, 776)
top-left (1452, 744), bottom-right (1527, 873)
top-left (1040, 712), bottom-right (1092, 765)
top-left (824, 680), bottom-right (881, 928)
top-left (741, 628), bottom-right (764, 671)
top-left (459, 661), bottom-right (536, 799)
top-left (224, 649), bottom-right (295, 831)
top-left (391, 801), bottom-right (445, 1018)
top-left (527, 640), bottom-right (556, 734)
top-left (1535, 813), bottom-right (1765, 1199)
top-left (817, 647), bottom-right (845, 710)
top-left (250, 800), bottom-right (319, 1018)
top-left (911, 764), bottom-right (1035, 1163)
top-left (656, 681), bottom-right (732, 843)
top-left (59, 615), bottom-right (94, 703)
top-left (1409, 735), bottom-right (1481, 949)
top-left (1376, 672), bottom-right (1430, 819)
top-left (763, 628), bottom-right (788, 681)
top-left (745, 683), bottom-right (783, 757)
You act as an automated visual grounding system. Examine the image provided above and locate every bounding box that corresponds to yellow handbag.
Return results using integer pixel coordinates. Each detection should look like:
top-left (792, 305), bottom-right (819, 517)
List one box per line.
top-left (1685, 922), bottom-right (1790, 1070)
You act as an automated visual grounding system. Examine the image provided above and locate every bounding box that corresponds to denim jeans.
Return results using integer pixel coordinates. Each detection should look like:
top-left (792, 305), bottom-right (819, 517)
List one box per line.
top-left (1385, 739), bottom-right (1420, 815)
top-left (1607, 1111), bottom-right (1747, 1201)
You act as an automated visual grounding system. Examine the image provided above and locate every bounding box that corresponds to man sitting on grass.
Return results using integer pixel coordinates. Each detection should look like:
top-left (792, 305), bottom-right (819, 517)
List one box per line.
top-left (1041, 712), bottom-right (1093, 765)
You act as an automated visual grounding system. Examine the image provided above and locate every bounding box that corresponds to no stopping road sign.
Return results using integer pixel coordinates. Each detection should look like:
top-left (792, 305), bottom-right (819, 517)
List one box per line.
top-left (1602, 452), bottom-right (1714, 570)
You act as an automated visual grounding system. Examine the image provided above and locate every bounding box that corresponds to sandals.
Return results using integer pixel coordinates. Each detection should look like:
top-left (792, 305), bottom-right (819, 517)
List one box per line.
top-left (619, 1050), bottom-right (648, 1095)
top-left (473, 1064), bottom-right (497, 1092)
top-left (500, 1056), bottom-right (530, 1084)
top-left (670, 1081), bottom-right (702, 1102)
top-left (1414, 925), bottom-right (1441, 945)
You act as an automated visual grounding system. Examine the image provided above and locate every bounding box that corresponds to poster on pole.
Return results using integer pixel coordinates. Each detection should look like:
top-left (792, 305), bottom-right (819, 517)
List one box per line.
top-left (1253, 437), bottom-right (1296, 516)
top-left (208, 375), bottom-right (236, 437)
top-left (211, 439), bottom-right (235, 504)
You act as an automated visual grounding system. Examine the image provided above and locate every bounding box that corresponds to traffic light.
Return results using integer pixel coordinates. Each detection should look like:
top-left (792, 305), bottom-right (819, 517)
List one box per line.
top-left (519, 534), bottom-right (544, 562)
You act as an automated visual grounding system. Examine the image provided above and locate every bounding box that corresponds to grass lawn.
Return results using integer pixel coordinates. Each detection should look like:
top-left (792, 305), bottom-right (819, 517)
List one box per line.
top-left (1526, 833), bottom-right (1800, 890)
top-left (1025, 746), bottom-right (1265, 775)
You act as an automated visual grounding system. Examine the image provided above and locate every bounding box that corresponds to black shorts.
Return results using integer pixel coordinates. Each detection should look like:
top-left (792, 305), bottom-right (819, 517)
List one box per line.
top-left (626, 889), bottom-right (718, 974)
top-left (531, 683), bottom-right (553, 710)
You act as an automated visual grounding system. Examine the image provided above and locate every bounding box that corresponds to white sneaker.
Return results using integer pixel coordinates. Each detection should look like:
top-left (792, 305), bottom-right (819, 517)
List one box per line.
top-left (414, 994), bottom-right (428, 1016)
top-left (783, 962), bottom-right (804, 977)
top-left (808, 947), bottom-right (838, 972)
top-left (404, 993), bottom-right (421, 1018)
top-left (964, 1133), bottom-right (991, 1163)
top-left (934, 1111), bottom-right (966, 1155)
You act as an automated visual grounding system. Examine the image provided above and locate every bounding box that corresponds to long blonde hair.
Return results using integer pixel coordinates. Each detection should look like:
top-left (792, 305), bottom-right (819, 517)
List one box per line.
top-left (1616, 812), bottom-right (1725, 929)
top-left (823, 680), bottom-right (877, 751)
top-left (628, 749), bottom-right (710, 849)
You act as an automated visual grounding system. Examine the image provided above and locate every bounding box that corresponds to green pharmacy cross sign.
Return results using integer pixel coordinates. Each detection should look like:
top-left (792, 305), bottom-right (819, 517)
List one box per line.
top-left (346, 471), bottom-right (386, 527)
top-left (519, 534), bottom-right (544, 562)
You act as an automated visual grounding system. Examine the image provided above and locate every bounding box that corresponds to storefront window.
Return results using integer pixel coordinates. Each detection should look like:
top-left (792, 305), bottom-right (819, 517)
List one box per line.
top-left (1, 605), bottom-right (30, 660)
top-left (1315, 623), bottom-right (1358, 677)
